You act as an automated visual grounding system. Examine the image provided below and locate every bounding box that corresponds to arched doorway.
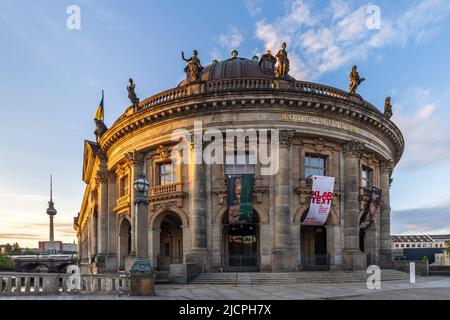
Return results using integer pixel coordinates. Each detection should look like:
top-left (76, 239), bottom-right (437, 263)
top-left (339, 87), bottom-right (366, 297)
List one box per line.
top-left (118, 219), bottom-right (131, 271)
top-left (300, 210), bottom-right (328, 270)
top-left (222, 211), bottom-right (259, 272)
top-left (158, 213), bottom-right (183, 271)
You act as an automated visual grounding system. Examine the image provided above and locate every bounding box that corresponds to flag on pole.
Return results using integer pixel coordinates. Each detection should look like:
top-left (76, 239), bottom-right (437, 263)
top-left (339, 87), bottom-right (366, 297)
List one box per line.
top-left (94, 90), bottom-right (104, 121)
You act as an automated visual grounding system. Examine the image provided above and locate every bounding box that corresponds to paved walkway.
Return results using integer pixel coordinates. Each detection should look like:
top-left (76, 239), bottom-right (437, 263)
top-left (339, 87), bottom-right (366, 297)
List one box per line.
top-left (1, 277), bottom-right (449, 300)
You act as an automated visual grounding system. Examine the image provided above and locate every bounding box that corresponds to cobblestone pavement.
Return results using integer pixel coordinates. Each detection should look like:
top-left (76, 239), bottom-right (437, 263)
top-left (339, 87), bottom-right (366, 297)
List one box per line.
top-left (1, 277), bottom-right (449, 300)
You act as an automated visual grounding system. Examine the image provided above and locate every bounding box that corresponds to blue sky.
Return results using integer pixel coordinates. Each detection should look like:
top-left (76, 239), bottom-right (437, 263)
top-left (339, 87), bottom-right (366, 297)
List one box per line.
top-left (0, 0), bottom-right (450, 247)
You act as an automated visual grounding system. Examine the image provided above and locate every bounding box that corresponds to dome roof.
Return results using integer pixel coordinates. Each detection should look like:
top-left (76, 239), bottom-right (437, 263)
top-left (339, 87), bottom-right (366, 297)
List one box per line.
top-left (178, 56), bottom-right (294, 86)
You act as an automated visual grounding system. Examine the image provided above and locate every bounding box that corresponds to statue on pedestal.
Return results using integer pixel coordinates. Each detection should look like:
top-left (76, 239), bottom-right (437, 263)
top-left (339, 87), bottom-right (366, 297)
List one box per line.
top-left (182, 50), bottom-right (203, 82)
top-left (127, 78), bottom-right (140, 106)
top-left (384, 96), bottom-right (393, 119)
top-left (349, 65), bottom-right (365, 94)
top-left (275, 42), bottom-right (290, 78)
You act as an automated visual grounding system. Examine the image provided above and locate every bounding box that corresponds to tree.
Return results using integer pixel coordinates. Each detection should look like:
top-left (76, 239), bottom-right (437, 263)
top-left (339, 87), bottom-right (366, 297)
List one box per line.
top-left (4, 243), bottom-right (12, 253)
top-left (445, 241), bottom-right (450, 256)
top-left (422, 256), bottom-right (429, 263)
top-left (0, 253), bottom-right (14, 271)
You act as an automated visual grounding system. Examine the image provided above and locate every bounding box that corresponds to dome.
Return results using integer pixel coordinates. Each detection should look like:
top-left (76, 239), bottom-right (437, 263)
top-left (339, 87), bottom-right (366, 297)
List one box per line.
top-left (178, 56), bottom-right (294, 86)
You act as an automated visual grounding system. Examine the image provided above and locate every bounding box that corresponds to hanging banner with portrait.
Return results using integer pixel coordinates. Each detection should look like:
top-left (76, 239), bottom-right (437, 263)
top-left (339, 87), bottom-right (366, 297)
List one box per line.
top-left (302, 175), bottom-right (335, 226)
top-left (359, 187), bottom-right (382, 229)
top-left (227, 174), bottom-right (254, 224)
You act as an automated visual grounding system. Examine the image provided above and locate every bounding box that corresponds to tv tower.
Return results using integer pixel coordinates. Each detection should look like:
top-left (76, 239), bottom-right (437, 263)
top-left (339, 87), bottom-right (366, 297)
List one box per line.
top-left (46, 175), bottom-right (57, 242)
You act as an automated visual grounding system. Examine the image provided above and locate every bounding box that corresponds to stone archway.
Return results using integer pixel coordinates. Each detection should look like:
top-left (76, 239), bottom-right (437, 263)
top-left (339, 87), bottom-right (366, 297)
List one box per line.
top-left (118, 218), bottom-right (131, 271)
top-left (150, 210), bottom-right (185, 271)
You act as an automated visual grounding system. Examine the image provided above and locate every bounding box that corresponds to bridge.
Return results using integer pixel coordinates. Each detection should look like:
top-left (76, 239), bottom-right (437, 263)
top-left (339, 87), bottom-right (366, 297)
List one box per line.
top-left (12, 255), bottom-right (77, 273)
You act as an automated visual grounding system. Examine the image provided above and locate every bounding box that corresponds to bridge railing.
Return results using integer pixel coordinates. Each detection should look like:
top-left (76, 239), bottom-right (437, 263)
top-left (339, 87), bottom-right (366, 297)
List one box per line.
top-left (0, 272), bottom-right (129, 295)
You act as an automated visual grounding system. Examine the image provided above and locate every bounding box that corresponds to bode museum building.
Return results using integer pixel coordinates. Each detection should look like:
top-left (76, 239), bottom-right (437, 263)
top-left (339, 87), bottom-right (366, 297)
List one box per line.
top-left (74, 44), bottom-right (404, 280)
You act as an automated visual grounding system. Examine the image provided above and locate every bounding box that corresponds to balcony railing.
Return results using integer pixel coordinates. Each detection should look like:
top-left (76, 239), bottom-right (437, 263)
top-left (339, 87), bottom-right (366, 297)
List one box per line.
top-left (114, 194), bottom-right (131, 212)
top-left (150, 183), bottom-right (182, 197)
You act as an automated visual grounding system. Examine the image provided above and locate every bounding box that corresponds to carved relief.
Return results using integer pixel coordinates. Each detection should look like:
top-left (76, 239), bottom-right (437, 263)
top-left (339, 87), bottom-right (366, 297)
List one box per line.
top-left (343, 140), bottom-right (364, 158)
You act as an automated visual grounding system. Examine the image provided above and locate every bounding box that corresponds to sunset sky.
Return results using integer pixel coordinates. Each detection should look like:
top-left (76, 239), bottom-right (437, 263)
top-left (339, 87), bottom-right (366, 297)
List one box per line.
top-left (1, 0), bottom-right (450, 248)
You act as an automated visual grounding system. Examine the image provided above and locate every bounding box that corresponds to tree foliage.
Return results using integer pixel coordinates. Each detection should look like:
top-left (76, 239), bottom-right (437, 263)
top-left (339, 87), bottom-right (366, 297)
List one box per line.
top-left (0, 254), bottom-right (14, 270)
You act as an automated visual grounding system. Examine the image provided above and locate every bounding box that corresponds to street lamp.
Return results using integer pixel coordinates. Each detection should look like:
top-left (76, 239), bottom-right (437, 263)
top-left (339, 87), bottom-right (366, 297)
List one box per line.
top-left (134, 174), bottom-right (149, 204)
top-left (129, 173), bottom-right (154, 296)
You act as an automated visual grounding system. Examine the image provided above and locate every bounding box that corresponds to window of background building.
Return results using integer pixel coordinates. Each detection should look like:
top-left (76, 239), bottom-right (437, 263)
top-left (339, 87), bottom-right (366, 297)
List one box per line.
top-left (361, 166), bottom-right (372, 188)
top-left (305, 154), bottom-right (326, 180)
top-left (157, 160), bottom-right (178, 185)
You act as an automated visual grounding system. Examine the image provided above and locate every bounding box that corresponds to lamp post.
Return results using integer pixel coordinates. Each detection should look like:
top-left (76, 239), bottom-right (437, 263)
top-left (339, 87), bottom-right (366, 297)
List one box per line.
top-left (128, 173), bottom-right (154, 296)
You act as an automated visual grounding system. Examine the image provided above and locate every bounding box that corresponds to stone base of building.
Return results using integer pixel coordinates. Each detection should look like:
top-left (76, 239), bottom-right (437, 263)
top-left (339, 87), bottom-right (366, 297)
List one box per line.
top-left (379, 250), bottom-right (393, 269)
top-left (104, 254), bottom-right (118, 272)
top-left (342, 250), bottom-right (367, 270)
top-left (271, 248), bottom-right (296, 272)
top-left (186, 248), bottom-right (208, 270)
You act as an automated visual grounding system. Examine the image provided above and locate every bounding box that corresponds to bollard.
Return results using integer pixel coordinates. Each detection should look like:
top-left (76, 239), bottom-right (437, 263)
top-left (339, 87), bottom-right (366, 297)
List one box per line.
top-left (410, 262), bottom-right (416, 284)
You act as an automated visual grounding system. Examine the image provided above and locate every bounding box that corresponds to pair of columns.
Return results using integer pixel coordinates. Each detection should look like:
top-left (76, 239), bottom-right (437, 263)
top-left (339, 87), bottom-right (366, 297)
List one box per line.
top-left (93, 151), bottom-right (149, 272)
top-left (342, 140), bottom-right (393, 269)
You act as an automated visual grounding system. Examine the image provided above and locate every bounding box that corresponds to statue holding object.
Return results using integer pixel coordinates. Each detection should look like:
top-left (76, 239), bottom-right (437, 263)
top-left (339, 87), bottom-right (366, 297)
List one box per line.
top-left (349, 65), bottom-right (365, 94)
top-left (182, 50), bottom-right (203, 82)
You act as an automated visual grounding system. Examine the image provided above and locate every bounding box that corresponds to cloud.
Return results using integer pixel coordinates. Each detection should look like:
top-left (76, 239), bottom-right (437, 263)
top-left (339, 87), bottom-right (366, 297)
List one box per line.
top-left (0, 193), bottom-right (49, 202)
top-left (243, 0), bottom-right (263, 17)
top-left (253, 0), bottom-right (450, 80)
top-left (392, 198), bottom-right (450, 234)
top-left (393, 88), bottom-right (450, 170)
top-left (215, 26), bottom-right (245, 51)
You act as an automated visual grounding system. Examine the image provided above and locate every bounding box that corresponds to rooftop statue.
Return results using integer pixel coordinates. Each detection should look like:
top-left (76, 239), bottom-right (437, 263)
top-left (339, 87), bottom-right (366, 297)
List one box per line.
top-left (127, 78), bottom-right (140, 106)
top-left (349, 65), bottom-right (365, 94)
top-left (384, 96), bottom-right (393, 119)
top-left (275, 42), bottom-right (290, 78)
top-left (182, 50), bottom-right (203, 82)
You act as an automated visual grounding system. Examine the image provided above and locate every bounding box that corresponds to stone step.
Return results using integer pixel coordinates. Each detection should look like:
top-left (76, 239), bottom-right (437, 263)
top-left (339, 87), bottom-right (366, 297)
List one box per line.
top-left (191, 270), bottom-right (412, 285)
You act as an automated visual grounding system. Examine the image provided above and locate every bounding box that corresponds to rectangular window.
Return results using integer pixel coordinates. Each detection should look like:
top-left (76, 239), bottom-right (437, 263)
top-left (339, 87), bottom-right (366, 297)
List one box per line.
top-left (157, 161), bottom-right (178, 185)
top-left (361, 167), bottom-right (371, 188)
top-left (304, 154), bottom-right (326, 179)
top-left (225, 152), bottom-right (255, 175)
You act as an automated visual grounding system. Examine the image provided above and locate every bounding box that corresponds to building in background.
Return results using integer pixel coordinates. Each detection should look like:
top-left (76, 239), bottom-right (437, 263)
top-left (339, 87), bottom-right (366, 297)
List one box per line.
top-left (391, 234), bottom-right (450, 263)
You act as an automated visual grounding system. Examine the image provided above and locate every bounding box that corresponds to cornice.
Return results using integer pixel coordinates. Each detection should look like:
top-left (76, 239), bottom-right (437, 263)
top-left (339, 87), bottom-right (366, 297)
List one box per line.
top-left (98, 79), bottom-right (404, 164)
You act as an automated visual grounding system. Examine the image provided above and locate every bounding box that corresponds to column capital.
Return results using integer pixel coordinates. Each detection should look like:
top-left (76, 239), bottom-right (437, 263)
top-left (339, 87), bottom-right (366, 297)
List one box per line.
top-left (125, 150), bottom-right (144, 167)
top-left (380, 159), bottom-right (394, 174)
top-left (107, 170), bottom-right (117, 181)
top-left (95, 170), bottom-right (108, 186)
top-left (279, 130), bottom-right (295, 148)
top-left (343, 140), bottom-right (364, 158)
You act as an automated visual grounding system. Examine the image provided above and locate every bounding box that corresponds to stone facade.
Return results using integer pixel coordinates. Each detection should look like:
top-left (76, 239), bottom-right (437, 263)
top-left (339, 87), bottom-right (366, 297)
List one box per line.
top-left (74, 57), bottom-right (404, 277)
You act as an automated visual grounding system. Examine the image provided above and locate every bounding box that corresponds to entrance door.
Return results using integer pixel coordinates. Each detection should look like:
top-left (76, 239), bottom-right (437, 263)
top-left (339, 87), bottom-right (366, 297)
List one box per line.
top-left (301, 225), bottom-right (328, 270)
top-left (228, 224), bottom-right (257, 270)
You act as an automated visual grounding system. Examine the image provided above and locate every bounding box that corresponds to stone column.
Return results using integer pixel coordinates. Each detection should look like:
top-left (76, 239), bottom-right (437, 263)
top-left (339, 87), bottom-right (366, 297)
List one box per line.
top-left (272, 130), bottom-right (295, 272)
top-left (125, 151), bottom-right (145, 257)
top-left (105, 171), bottom-right (118, 271)
top-left (186, 141), bottom-right (208, 267)
top-left (379, 159), bottom-right (394, 268)
top-left (95, 161), bottom-right (109, 271)
top-left (89, 204), bottom-right (98, 262)
top-left (135, 198), bottom-right (149, 259)
top-left (342, 140), bottom-right (367, 270)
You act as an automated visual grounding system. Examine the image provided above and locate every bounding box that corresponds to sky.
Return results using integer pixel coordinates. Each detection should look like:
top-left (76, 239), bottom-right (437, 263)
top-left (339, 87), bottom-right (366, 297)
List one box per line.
top-left (0, 0), bottom-right (450, 248)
